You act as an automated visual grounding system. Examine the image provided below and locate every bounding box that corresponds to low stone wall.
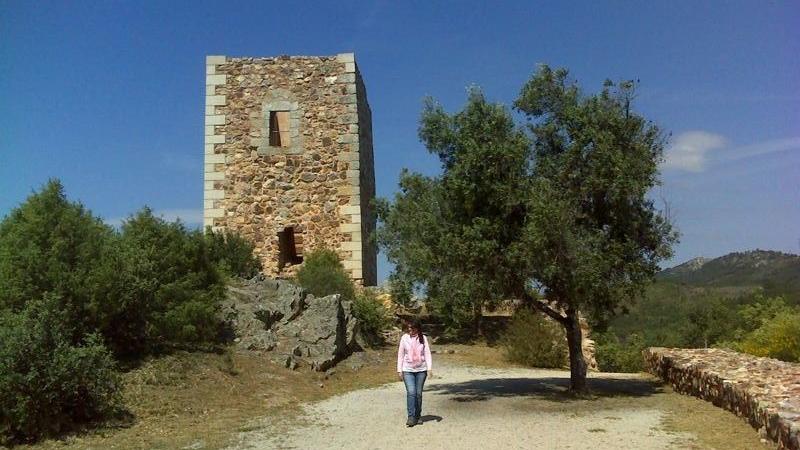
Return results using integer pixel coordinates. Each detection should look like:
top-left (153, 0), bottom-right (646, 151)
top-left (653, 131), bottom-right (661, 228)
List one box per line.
top-left (644, 347), bottom-right (799, 450)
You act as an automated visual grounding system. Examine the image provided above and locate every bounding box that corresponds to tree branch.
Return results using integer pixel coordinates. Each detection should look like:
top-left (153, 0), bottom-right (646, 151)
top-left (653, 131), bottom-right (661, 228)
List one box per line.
top-left (522, 292), bottom-right (568, 325)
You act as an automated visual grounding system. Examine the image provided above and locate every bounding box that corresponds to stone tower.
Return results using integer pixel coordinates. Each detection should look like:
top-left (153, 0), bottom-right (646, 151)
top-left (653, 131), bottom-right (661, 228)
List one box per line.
top-left (203, 53), bottom-right (377, 285)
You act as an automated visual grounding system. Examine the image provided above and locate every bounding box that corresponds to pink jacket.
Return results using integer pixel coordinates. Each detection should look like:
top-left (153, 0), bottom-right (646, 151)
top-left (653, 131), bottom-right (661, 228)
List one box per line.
top-left (397, 333), bottom-right (432, 372)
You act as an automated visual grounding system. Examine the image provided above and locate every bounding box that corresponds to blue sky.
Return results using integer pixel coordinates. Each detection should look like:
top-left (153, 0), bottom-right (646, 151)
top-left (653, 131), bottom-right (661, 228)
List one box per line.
top-left (2, 1), bottom-right (798, 282)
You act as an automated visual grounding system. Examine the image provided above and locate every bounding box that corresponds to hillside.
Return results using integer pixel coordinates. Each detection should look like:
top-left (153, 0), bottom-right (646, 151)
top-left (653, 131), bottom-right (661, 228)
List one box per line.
top-left (657, 250), bottom-right (800, 303)
top-left (604, 249), bottom-right (800, 354)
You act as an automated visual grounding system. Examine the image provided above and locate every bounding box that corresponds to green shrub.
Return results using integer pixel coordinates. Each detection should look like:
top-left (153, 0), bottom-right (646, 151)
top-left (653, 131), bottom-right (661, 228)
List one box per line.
top-left (204, 228), bottom-right (262, 278)
top-left (500, 308), bottom-right (567, 368)
top-left (0, 296), bottom-right (122, 445)
top-left (0, 179), bottom-right (112, 338)
top-left (594, 331), bottom-right (645, 372)
top-left (295, 248), bottom-right (355, 301)
top-left (737, 311), bottom-right (800, 362)
top-left (94, 208), bottom-right (226, 357)
top-left (353, 290), bottom-right (390, 346)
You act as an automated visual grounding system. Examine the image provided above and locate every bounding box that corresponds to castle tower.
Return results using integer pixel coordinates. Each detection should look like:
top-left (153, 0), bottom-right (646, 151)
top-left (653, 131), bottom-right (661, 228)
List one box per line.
top-left (203, 53), bottom-right (377, 285)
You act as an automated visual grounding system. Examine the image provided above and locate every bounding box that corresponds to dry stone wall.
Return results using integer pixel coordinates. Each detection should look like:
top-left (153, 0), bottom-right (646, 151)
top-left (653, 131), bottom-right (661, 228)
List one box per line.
top-left (644, 347), bottom-right (799, 450)
top-left (203, 53), bottom-right (377, 285)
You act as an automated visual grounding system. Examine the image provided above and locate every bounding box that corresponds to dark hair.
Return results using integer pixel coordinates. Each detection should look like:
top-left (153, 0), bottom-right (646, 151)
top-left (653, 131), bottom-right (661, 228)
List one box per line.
top-left (409, 318), bottom-right (424, 346)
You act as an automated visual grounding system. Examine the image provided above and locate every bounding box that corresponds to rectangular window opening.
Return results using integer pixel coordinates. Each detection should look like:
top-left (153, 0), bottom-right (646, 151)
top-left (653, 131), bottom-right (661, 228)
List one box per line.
top-left (269, 111), bottom-right (291, 148)
top-left (277, 226), bottom-right (303, 269)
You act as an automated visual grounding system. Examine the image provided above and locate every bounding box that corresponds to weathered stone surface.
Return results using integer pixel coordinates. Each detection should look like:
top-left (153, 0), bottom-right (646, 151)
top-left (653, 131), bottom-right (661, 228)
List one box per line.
top-left (222, 276), bottom-right (361, 371)
top-left (644, 347), bottom-right (799, 450)
top-left (203, 54), bottom-right (377, 285)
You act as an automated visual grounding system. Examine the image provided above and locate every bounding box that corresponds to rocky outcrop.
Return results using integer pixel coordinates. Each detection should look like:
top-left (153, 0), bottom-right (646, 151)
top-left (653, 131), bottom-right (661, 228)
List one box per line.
top-left (222, 276), bottom-right (360, 371)
top-left (644, 347), bottom-right (799, 450)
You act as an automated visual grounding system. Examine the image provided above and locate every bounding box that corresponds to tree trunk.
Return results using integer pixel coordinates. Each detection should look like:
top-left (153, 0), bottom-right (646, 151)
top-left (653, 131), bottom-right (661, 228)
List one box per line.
top-left (472, 303), bottom-right (482, 338)
top-left (565, 309), bottom-right (588, 393)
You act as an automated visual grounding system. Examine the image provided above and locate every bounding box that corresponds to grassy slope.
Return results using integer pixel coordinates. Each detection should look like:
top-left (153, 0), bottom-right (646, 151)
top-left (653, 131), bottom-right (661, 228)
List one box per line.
top-left (17, 348), bottom-right (397, 450)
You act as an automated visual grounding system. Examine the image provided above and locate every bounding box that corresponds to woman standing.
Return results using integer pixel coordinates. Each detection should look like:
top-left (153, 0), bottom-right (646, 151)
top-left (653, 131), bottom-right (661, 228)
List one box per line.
top-left (397, 319), bottom-right (432, 427)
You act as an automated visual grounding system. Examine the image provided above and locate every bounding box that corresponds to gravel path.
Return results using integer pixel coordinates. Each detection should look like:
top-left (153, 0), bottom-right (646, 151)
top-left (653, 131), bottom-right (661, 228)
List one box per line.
top-left (229, 361), bottom-right (696, 449)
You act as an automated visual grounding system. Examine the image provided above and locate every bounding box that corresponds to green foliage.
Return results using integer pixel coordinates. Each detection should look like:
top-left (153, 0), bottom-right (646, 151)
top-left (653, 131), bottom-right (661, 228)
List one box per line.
top-left (95, 208), bottom-right (226, 357)
top-left (377, 89), bottom-right (531, 331)
top-left (295, 248), bottom-right (355, 301)
top-left (608, 283), bottom-right (800, 363)
top-left (0, 296), bottom-right (122, 445)
top-left (737, 311), bottom-right (800, 362)
top-left (657, 251), bottom-right (800, 304)
top-left (378, 66), bottom-right (676, 390)
top-left (352, 290), bottom-right (390, 346)
top-left (594, 331), bottom-right (645, 373)
top-left (513, 66), bottom-right (677, 326)
top-left (0, 181), bottom-right (228, 359)
top-left (500, 309), bottom-right (567, 369)
top-left (204, 228), bottom-right (262, 278)
top-left (0, 179), bottom-right (112, 338)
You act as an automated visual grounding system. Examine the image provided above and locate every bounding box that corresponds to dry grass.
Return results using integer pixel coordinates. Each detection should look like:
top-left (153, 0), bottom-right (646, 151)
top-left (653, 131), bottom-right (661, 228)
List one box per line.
top-left (433, 341), bottom-right (524, 369)
top-left (13, 342), bottom-right (772, 450)
top-left (16, 347), bottom-right (396, 450)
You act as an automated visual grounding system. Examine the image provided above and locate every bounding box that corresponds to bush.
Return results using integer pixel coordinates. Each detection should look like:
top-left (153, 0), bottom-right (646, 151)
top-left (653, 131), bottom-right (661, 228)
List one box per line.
top-left (594, 331), bottom-right (645, 372)
top-left (736, 311), bottom-right (800, 362)
top-left (93, 208), bottom-right (226, 357)
top-left (353, 290), bottom-right (390, 346)
top-left (0, 296), bottom-right (122, 445)
top-left (500, 308), bottom-right (567, 368)
top-left (204, 228), bottom-right (262, 278)
top-left (295, 248), bottom-right (355, 301)
top-left (0, 179), bottom-right (112, 338)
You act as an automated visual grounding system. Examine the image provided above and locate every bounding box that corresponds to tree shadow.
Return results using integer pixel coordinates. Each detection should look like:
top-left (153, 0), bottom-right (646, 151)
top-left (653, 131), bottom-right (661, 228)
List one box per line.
top-left (418, 414), bottom-right (443, 424)
top-left (428, 376), bottom-right (661, 403)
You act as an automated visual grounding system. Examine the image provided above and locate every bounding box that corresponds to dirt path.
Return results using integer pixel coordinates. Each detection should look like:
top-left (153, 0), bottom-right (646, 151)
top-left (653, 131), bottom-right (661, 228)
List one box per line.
top-left (227, 360), bottom-right (739, 450)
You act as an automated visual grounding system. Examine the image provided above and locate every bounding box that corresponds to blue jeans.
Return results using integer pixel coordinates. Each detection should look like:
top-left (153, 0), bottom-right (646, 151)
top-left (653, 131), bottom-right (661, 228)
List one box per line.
top-left (402, 370), bottom-right (427, 419)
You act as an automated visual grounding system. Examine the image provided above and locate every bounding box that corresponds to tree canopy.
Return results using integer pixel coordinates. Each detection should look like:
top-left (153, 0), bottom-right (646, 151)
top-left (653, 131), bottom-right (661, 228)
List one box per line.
top-left (377, 66), bottom-right (677, 392)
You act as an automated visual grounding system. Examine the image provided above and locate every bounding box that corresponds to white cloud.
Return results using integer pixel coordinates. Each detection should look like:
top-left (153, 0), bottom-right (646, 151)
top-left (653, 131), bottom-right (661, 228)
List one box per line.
top-left (663, 131), bottom-right (727, 172)
top-left (723, 137), bottom-right (800, 163)
top-left (104, 208), bottom-right (203, 228)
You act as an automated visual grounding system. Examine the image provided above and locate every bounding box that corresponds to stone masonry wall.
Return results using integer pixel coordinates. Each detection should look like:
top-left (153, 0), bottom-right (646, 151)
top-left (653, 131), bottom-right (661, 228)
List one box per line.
top-left (203, 53), bottom-right (376, 284)
top-left (644, 347), bottom-right (799, 450)
top-left (355, 68), bottom-right (377, 285)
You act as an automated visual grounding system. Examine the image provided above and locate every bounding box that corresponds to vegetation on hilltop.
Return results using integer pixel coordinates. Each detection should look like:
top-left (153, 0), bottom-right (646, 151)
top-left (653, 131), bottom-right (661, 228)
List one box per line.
top-left (657, 250), bottom-right (800, 303)
top-left (0, 179), bottom-right (261, 445)
top-left (594, 252), bottom-right (800, 372)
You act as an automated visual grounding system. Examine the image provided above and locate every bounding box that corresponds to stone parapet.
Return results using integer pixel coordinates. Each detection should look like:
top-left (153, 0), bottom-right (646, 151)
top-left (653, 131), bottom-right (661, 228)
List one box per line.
top-left (644, 347), bottom-right (799, 449)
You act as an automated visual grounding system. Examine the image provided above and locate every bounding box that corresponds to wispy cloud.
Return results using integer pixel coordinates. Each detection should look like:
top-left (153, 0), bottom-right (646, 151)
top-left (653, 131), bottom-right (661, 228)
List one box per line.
top-left (104, 208), bottom-right (203, 228)
top-left (663, 132), bottom-right (800, 173)
top-left (722, 137), bottom-right (800, 163)
top-left (663, 131), bottom-right (726, 172)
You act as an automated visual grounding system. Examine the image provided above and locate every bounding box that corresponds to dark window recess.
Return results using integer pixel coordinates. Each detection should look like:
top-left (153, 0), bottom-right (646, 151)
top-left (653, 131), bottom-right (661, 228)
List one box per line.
top-left (269, 111), bottom-right (291, 148)
top-left (277, 226), bottom-right (303, 269)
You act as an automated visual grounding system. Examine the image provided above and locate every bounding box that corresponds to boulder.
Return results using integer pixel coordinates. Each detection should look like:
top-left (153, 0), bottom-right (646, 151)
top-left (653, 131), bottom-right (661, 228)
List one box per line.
top-left (222, 275), bottom-right (361, 371)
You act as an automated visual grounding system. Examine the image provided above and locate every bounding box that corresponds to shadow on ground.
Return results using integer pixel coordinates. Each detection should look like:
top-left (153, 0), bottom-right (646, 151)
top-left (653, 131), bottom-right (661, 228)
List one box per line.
top-left (428, 376), bottom-right (662, 403)
top-left (418, 414), bottom-right (443, 424)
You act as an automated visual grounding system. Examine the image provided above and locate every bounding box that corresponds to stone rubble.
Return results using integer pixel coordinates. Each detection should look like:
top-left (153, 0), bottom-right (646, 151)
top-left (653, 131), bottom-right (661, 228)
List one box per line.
top-left (644, 347), bottom-right (799, 450)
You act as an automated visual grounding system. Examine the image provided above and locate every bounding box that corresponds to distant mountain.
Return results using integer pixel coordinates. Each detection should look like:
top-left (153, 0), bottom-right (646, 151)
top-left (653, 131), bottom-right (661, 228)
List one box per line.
top-left (657, 250), bottom-right (800, 302)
